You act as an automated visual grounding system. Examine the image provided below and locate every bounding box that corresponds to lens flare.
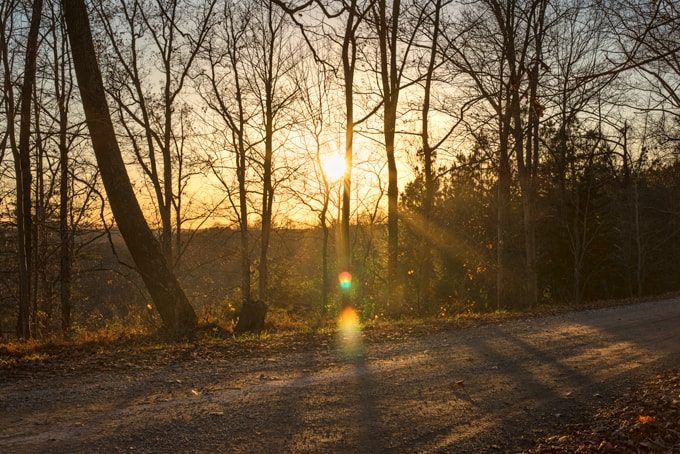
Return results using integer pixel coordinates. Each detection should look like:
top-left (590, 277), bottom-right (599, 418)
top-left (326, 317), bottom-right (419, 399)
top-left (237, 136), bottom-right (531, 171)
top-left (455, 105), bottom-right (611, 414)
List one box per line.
top-left (337, 305), bottom-right (362, 359)
top-left (338, 271), bottom-right (352, 291)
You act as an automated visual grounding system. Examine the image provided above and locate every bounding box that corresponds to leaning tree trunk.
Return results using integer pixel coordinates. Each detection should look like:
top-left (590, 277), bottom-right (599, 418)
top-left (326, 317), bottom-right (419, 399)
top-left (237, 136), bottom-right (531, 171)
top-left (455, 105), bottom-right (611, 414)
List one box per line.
top-left (62, 0), bottom-right (196, 334)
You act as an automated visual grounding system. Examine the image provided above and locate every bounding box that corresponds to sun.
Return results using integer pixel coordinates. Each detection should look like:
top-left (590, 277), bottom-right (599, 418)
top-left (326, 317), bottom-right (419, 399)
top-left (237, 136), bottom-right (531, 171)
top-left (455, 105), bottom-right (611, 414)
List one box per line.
top-left (321, 153), bottom-right (346, 183)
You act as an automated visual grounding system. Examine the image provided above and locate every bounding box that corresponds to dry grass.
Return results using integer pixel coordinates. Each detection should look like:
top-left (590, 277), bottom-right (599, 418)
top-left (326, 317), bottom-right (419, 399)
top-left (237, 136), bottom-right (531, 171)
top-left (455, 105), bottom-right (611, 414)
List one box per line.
top-left (2, 291), bottom-right (679, 363)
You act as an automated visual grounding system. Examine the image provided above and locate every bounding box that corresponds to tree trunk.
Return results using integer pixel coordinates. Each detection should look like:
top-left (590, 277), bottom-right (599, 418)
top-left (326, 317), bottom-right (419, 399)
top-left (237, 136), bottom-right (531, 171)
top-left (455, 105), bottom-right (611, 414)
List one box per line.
top-left (43, 3), bottom-right (74, 331)
top-left (257, 111), bottom-right (273, 305)
top-left (418, 0), bottom-right (443, 312)
top-left (239, 189), bottom-right (251, 304)
top-left (340, 1), bottom-right (357, 308)
top-left (375, 0), bottom-right (402, 306)
top-left (58, 71), bottom-right (71, 332)
top-left (15, 0), bottom-right (43, 338)
top-left (386, 114), bottom-right (398, 302)
top-left (321, 211), bottom-right (330, 308)
top-left (519, 175), bottom-right (538, 307)
top-left (238, 134), bottom-right (251, 303)
top-left (62, 0), bottom-right (196, 335)
top-left (497, 140), bottom-right (512, 311)
top-left (234, 299), bottom-right (267, 335)
top-left (13, 154), bottom-right (30, 338)
top-left (59, 148), bottom-right (71, 331)
top-left (316, 147), bottom-right (332, 310)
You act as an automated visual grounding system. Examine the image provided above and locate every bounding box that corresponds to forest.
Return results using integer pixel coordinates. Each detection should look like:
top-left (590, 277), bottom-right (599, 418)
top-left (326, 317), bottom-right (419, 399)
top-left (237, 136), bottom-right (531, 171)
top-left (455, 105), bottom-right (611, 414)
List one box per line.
top-left (1, 0), bottom-right (679, 339)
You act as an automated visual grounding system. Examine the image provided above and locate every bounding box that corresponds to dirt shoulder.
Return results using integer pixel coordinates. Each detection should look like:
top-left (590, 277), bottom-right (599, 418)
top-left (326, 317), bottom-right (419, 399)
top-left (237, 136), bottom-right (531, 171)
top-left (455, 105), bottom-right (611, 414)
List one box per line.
top-left (1, 298), bottom-right (679, 453)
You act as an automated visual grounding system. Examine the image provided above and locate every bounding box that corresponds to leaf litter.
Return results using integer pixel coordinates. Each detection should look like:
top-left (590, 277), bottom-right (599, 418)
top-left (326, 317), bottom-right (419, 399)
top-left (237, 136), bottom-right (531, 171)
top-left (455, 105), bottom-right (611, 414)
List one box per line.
top-left (527, 369), bottom-right (680, 453)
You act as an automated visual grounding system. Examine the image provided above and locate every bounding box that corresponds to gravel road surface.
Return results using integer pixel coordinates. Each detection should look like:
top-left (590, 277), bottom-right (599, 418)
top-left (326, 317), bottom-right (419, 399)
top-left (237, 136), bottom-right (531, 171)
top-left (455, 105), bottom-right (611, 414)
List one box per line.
top-left (1, 298), bottom-right (679, 453)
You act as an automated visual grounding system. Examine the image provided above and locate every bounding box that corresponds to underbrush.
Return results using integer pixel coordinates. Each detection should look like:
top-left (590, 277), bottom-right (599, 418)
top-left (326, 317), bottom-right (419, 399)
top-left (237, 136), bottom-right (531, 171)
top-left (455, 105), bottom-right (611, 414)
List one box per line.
top-left (2, 291), bottom-right (679, 359)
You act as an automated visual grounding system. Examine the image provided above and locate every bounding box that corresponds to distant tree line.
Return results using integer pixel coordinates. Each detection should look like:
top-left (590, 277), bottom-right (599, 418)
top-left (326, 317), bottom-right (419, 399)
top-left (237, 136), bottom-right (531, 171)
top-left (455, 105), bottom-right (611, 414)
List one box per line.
top-left (0, 0), bottom-right (678, 338)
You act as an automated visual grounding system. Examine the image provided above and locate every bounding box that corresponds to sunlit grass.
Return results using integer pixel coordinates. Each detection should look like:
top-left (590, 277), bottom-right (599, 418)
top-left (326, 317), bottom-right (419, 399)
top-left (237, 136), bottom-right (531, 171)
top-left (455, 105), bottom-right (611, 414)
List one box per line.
top-left (265, 308), bottom-right (307, 332)
top-left (22, 352), bottom-right (50, 362)
top-left (233, 330), bottom-right (271, 342)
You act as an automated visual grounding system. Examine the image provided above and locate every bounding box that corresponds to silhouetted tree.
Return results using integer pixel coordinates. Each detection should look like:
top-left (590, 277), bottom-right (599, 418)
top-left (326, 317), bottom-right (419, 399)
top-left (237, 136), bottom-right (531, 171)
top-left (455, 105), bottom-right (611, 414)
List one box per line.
top-left (12, 0), bottom-right (44, 338)
top-left (62, 0), bottom-right (197, 335)
top-left (92, 0), bottom-right (215, 267)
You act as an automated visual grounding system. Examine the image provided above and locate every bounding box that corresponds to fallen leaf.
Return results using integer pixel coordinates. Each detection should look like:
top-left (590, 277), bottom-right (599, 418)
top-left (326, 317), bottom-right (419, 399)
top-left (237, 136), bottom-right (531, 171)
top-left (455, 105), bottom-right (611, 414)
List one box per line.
top-left (452, 379), bottom-right (465, 390)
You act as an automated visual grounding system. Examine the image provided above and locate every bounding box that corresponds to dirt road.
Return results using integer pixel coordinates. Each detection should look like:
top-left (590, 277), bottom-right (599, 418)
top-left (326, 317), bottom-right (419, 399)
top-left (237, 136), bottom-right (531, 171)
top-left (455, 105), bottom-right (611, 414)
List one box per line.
top-left (1, 298), bottom-right (679, 453)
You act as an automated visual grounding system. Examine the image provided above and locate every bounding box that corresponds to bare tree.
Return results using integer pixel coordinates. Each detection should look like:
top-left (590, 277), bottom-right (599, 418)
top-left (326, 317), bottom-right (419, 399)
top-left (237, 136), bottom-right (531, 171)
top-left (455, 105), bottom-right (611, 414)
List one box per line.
top-left (292, 54), bottom-right (339, 311)
top-left (612, 0), bottom-right (680, 150)
top-left (43, 0), bottom-right (78, 330)
top-left (246, 0), bottom-right (300, 304)
top-left (335, 0), bottom-right (374, 293)
top-left (440, 0), bottom-right (517, 309)
top-left (368, 0), bottom-right (427, 304)
top-left (11, 0), bottom-right (43, 338)
top-left (194, 0), bottom-right (300, 332)
top-left (519, 0), bottom-right (549, 308)
top-left (273, 0), bottom-right (375, 309)
top-left (62, 0), bottom-right (197, 335)
top-left (441, 0), bottom-right (549, 308)
top-left (540, 0), bottom-right (615, 303)
top-left (91, 0), bottom-right (215, 267)
top-left (413, 0), bottom-right (465, 310)
top-left (195, 0), bottom-right (254, 308)
top-left (0, 0), bottom-right (21, 329)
